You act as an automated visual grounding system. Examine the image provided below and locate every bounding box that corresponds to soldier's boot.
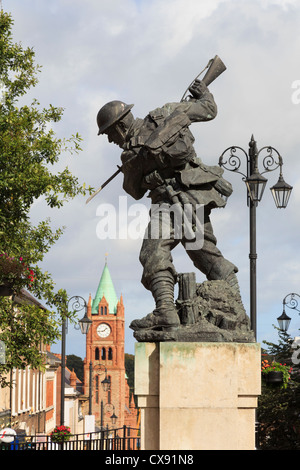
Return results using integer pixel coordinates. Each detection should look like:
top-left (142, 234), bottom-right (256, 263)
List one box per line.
top-left (225, 271), bottom-right (241, 295)
top-left (224, 270), bottom-right (249, 315)
top-left (129, 271), bottom-right (180, 331)
top-left (208, 258), bottom-right (245, 306)
top-left (225, 270), bottom-right (252, 329)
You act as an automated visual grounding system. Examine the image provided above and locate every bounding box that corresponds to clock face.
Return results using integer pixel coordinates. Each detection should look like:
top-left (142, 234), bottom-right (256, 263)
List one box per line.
top-left (97, 323), bottom-right (111, 338)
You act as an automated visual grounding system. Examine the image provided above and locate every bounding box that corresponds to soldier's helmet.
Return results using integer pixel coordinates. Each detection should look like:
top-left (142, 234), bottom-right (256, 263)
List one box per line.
top-left (97, 101), bottom-right (134, 135)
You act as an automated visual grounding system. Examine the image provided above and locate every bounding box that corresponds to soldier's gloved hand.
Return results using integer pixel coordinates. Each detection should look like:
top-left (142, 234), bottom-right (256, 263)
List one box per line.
top-left (142, 170), bottom-right (164, 189)
top-left (188, 79), bottom-right (208, 99)
top-left (121, 149), bottom-right (136, 164)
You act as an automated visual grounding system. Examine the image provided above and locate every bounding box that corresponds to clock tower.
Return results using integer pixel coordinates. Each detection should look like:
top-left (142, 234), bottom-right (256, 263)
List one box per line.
top-left (83, 261), bottom-right (126, 429)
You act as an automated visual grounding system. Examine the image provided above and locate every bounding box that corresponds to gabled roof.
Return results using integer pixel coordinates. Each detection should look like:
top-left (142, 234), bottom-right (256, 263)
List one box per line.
top-left (91, 262), bottom-right (119, 315)
top-left (14, 288), bottom-right (47, 310)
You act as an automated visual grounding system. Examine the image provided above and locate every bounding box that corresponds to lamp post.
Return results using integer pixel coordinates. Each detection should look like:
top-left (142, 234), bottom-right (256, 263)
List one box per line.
top-left (89, 363), bottom-right (111, 416)
top-left (101, 403), bottom-right (118, 430)
top-left (277, 293), bottom-right (300, 332)
top-left (60, 295), bottom-right (92, 425)
top-left (219, 135), bottom-right (292, 339)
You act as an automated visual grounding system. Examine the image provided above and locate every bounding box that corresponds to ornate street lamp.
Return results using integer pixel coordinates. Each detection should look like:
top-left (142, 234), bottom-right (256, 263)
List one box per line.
top-left (89, 364), bottom-right (111, 415)
top-left (270, 172), bottom-right (293, 209)
top-left (101, 374), bottom-right (111, 392)
top-left (245, 169), bottom-right (268, 203)
top-left (101, 403), bottom-right (118, 429)
top-left (78, 309), bottom-right (92, 335)
top-left (219, 135), bottom-right (292, 339)
top-left (277, 310), bottom-right (292, 332)
top-left (93, 366), bottom-right (116, 429)
top-left (94, 364), bottom-right (111, 391)
top-left (277, 293), bottom-right (300, 332)
top-left (68, 295), bottom-right (91, 334)
top-left (61, 295), bottom-right (91, 425)
top-left (109, 405), bottom-right (118, 425)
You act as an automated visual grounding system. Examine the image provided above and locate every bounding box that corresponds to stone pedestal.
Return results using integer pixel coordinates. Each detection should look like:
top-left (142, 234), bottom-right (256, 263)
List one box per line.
top-left (135, 342), bottom-right (261, 450)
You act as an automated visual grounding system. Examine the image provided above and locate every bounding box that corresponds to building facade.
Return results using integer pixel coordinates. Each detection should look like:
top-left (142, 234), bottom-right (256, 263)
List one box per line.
top-left (0, 345), bottom-right (61, 436)
top-left (83, 262), bottom-right (138, 430)
top-left (0, 290), bottom-right (61, 436)
top-left (0, 268), bottom-right (138, 438)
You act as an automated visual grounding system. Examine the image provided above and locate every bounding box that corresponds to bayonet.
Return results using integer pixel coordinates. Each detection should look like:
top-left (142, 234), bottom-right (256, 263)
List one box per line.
top-left (86, 165), bottom-right (122, 204)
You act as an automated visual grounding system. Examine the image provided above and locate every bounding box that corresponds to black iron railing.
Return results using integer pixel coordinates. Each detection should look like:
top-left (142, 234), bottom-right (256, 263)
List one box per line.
top-left (0, 426), bottom-right (140, 451)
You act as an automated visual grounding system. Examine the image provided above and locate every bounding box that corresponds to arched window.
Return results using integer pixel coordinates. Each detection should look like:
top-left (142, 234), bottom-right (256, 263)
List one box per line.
top-left (95, 347), bottom-right (100, 360)
top-left (104, 306), bottom-right (107, 315)
top-left (101, 306), bottom-right (103, 315)
top-left (108, 348), bottom-right (113, 360)
top-left (101, 347), bottom-right (106, 360)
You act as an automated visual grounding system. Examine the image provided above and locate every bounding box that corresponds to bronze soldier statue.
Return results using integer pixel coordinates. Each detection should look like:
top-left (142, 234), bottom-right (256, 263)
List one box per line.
top-left (97, 79), bottom-right (240, 332)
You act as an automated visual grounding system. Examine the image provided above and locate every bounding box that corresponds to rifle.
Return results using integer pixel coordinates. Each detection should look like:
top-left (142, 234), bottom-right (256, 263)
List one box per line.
top-left (86, 55), bottom-right (226, 204)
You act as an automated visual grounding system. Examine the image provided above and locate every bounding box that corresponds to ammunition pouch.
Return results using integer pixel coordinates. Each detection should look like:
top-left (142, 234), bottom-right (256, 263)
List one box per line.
top-left (214, 177), bottom-right (233, 198)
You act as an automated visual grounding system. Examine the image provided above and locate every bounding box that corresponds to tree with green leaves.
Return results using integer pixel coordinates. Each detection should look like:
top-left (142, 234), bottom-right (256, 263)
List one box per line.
top-left (0, 10), bottom-right (92, 387)
top-left (257, 326), bottom-right (300, 449)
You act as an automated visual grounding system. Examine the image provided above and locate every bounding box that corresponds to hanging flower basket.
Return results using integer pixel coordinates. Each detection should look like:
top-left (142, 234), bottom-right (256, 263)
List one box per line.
top-left (264, 370), bottom-right (283, 384)
top-left (0, 253), bottom-right (35, 295)
top-left (50, 425), bottom-right (72, 442)
top-left (0, 283), bottom-right (14, 296)
top-left (261, 360), bottom-right (293, 389)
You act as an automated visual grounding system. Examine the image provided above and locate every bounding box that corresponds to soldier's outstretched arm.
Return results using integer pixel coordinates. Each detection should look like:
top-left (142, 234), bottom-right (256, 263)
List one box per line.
top-left (174, 80), bottom-right (217, 123)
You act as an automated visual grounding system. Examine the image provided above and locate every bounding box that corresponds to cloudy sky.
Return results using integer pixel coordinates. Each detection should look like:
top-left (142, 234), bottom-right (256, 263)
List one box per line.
top-left (4, 0), bottom-right (300, 357)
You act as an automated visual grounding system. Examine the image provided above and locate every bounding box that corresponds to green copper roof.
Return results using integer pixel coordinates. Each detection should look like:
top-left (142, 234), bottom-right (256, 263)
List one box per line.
top-left (92, 263), bottom-right (119, 315)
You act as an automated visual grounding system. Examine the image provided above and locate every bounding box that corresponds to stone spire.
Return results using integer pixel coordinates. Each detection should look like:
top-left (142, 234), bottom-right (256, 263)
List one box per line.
top-left (91, 260), bottom-right (119, 315)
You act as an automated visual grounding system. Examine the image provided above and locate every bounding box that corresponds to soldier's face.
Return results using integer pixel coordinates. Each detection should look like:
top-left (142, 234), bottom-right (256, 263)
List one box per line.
top-left (106, 123), bottom-right (125, 148)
